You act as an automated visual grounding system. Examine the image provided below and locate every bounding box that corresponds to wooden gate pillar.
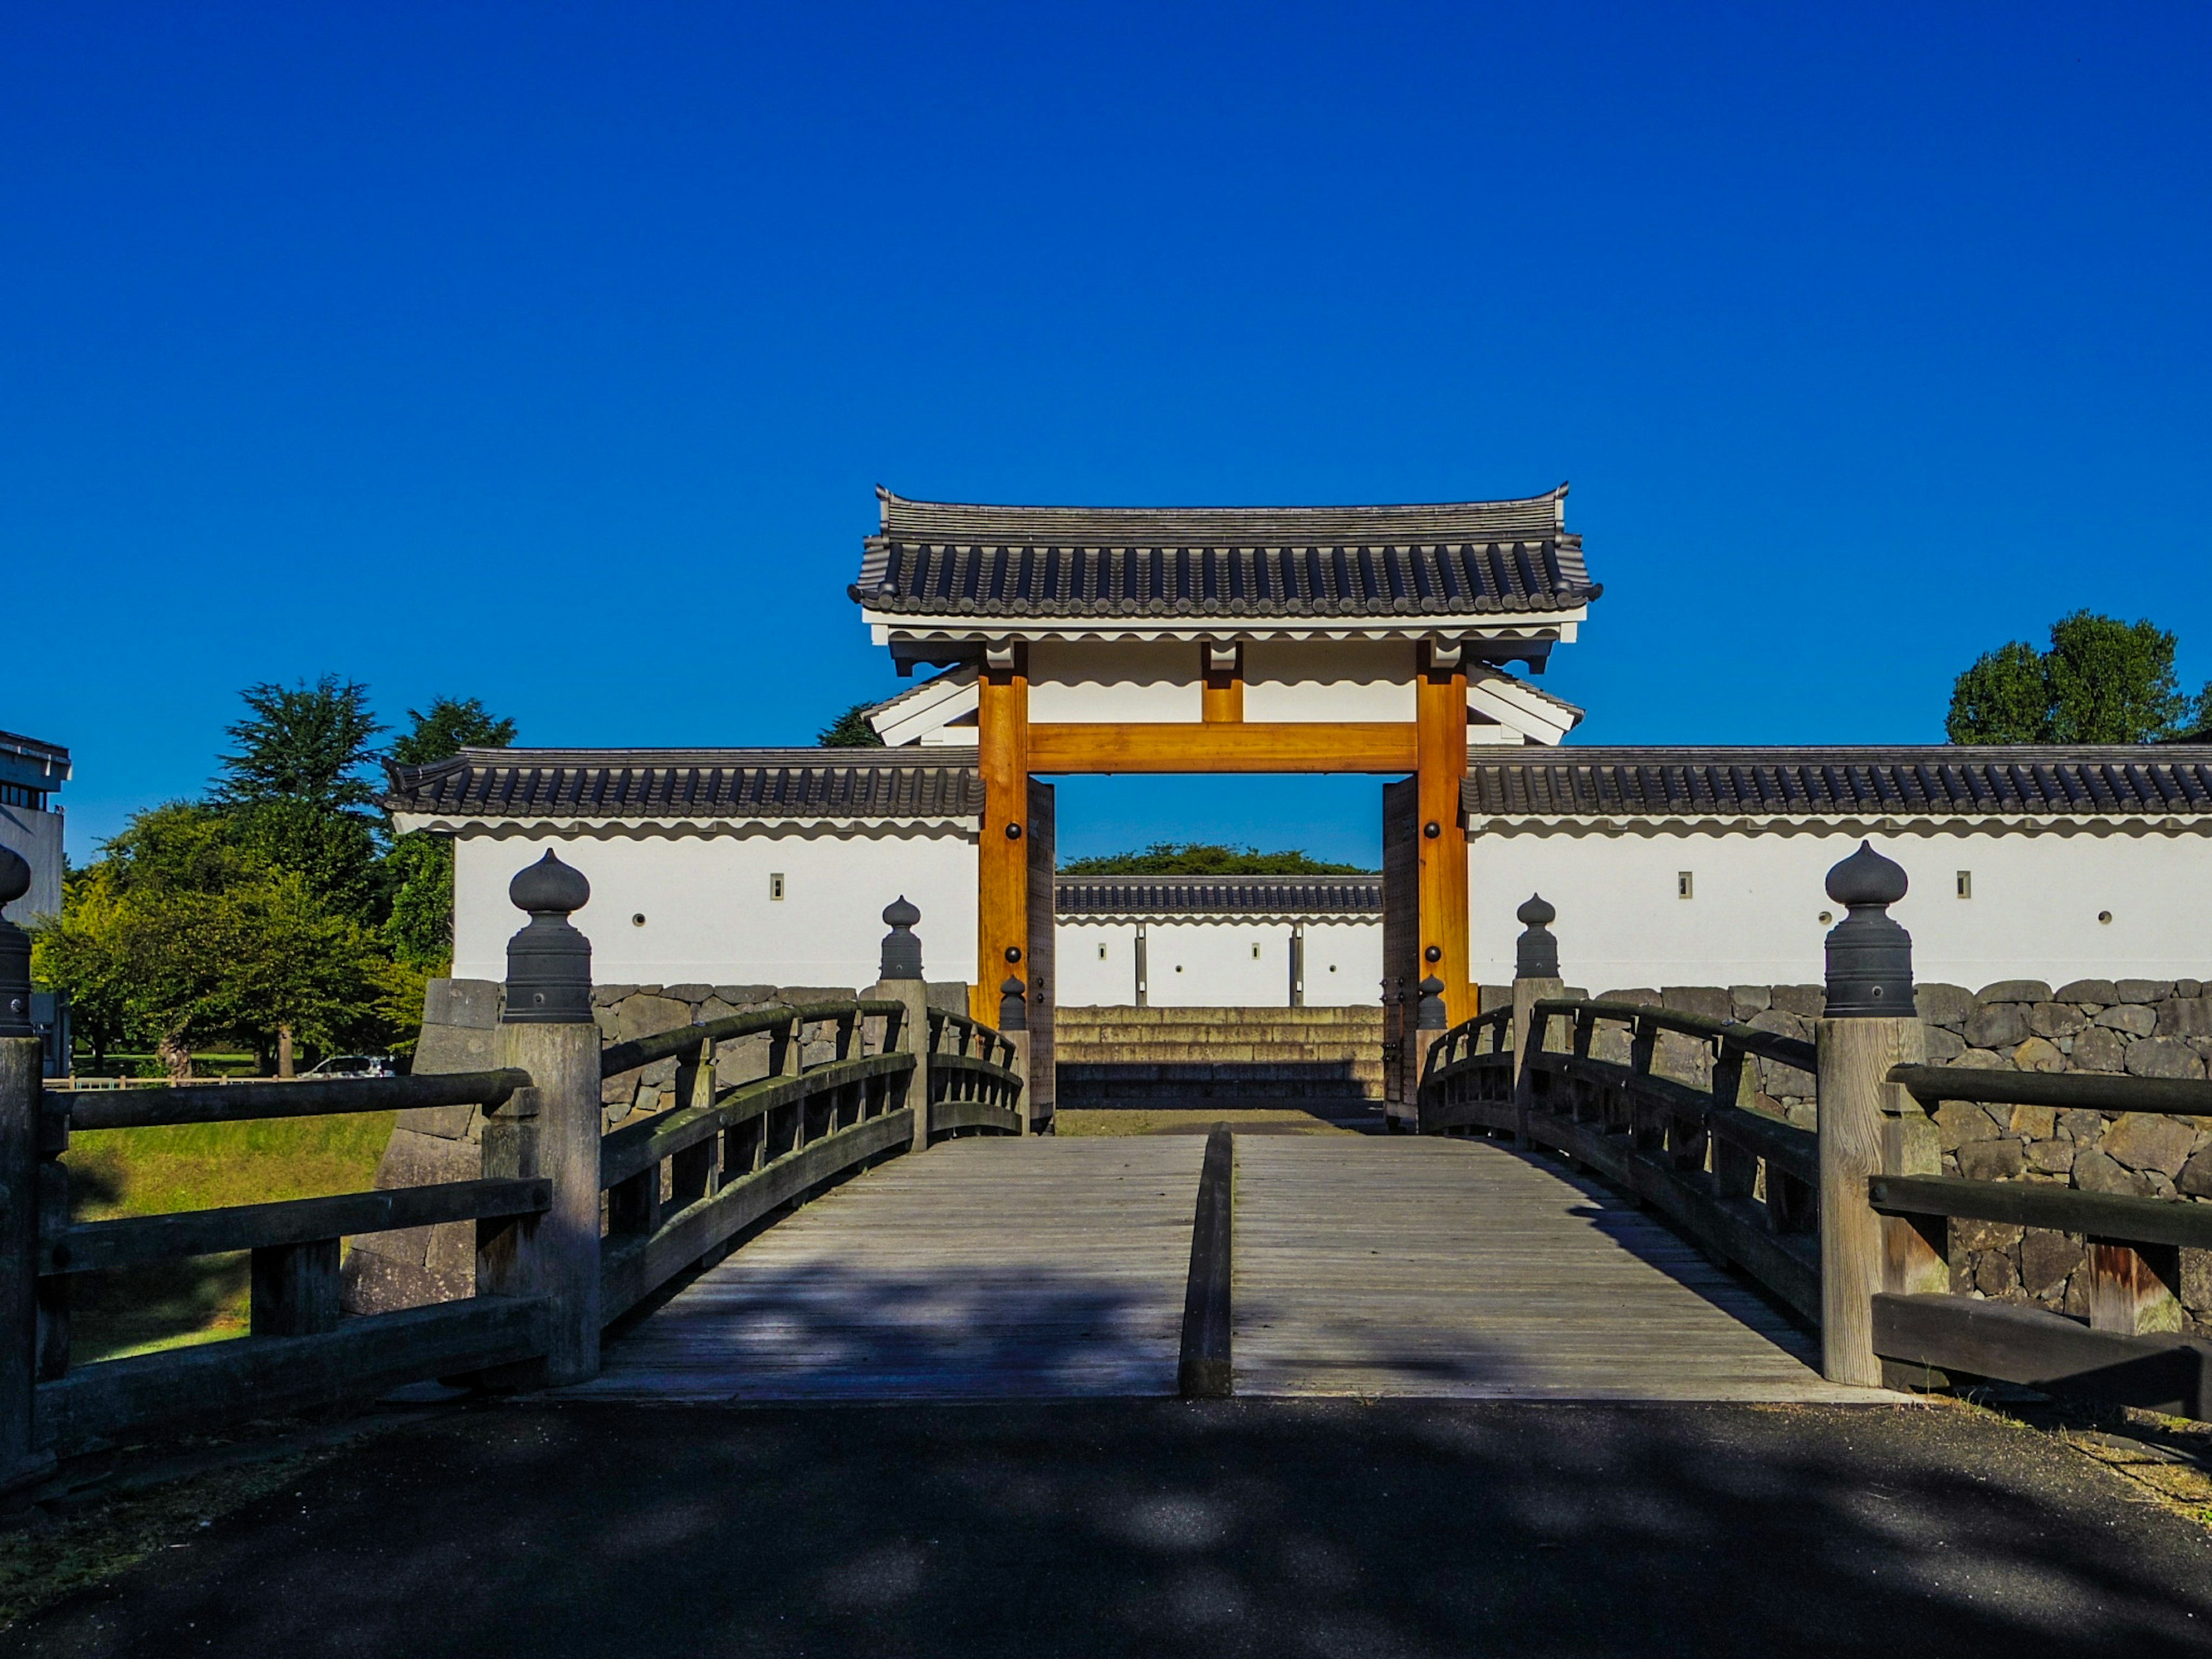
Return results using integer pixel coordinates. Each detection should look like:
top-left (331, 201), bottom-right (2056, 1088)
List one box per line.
top-left (1415, 643), bottom-right (1472, 1027)
top-left (975, 645), bottom-right (1031, 1024)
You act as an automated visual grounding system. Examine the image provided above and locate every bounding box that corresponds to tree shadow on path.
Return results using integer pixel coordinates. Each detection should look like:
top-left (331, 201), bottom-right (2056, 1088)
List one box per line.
top-left (7, 1399), bottom-right (2210, 1659)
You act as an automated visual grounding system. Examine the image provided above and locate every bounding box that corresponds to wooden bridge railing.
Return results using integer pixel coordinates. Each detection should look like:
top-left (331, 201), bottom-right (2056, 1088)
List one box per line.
top-left (1418, 847), bottom-right (2212, 1421)
top-left (1421, 998), bottom-right (1823, 1321)
top-left (0, 851), bottom-right (1022, 1491)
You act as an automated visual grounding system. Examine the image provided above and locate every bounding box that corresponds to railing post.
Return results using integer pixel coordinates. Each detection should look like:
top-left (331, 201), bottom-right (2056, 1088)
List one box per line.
top-left (998, 976), bottom-right (1031, 1135)
top-left (872, 896), bottom-right (932, 1154)
top-left (1815, 842), bottom-right (1931, 1387)
top-left (1510, 895), bottom-right (1566, 1148)
top-left (0, 846), bottom-right (54, 1492)
top-left (497, 851), bottom-right (601, 1387)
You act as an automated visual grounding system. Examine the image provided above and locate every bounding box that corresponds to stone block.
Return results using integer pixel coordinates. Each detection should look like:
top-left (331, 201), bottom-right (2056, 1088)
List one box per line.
top-left (1660, 986), bottom-right (1732, 1022)
top-left (1977, 980), bottom-right (2052, 1006)
top-left (1953, 1217), bottom-right (2025, 1252)
top-left (2025, 1138), bottom-right (2075, 1175)
top-left (423, 978), bottom-right (502, 1029)
top-left (1963, 1004), bottom-right (2029, 1049)
top-left (1729, 986), bottom-right (1772, 1016)
top-left (697, 997), bottom-right (740, 1024)
top-left (2179, 980), bottom-right (2205, 999)
top-left (1914, 983), bottom-right (1974, 1027)
top-left (2070, 1027), bottom-right (2128, 1073)
top-left (412, 1022), bottom-right (499, 1075)
top-left (2011, 1036), bottom-right (2065, 1073)
top-left (634, 1085), bottom-right (662, 1116)
top-left (2126, 1037), bottom-right (2205, 1080)
top-left (2094, 1003), bottom-right (2157, 1037)
top-left (2058, 1108), bottom-right (2107, 1141)
top-left (2180, 1149), bottom-right (2212, 1199)
top-left (340, 1248), bottom-right (448, 1317)
top-left (395, 1104), bottom-right (479, 1141)
top-left (613, 994), bottom-right (692, 1044)
top-left (1974, 1253), bottom-right (2019, 1297)
top-left (376, 1126), bottom-right (478, 1190)
top-left (2009, 1104), bottom-right (2056, 1139)
top-left (2157, 998), bottom-right (2212, 1037)
top-left (1924, 1026), bottom-right (1967, 1062)
top-left (2100, 1112), bottom-right (2198, 1176)
top-left (2118, 979), bottom-right (2175, 1004)
top-left (664, 983), bottom-right (714, 1005)
top-left (1952, 1048), bottom-right (2009, 1070)
top-left (2028, 1002), bottom-right (2086, 1040)
top-left (601, 1073), bottom-right (637, 1108)
top-left (2074, 1147), bottom-right (2145, 1196)
top-left (1770, 985), bottom-right (1826, 1018)
top-left (2020, 1230), bottom-right (2085, 1298)
top-left (2054, 978), bottom-right (2120, 1006)
top-left (2183, 1249), bottom-right (2212, 1314)
top-left (1956, 1138), bottom-right (2025, 1181)
top-left (1597, 988), bottom-right (1660, 1008)
top-left (592, 985), bottom-right (641, 1006)
top-left (1748, 1009), bottom-right (1811, 1041)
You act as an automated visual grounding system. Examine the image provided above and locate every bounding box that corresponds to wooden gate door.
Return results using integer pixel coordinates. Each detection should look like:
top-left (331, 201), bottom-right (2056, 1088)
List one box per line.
top-left (1381, 775), bottom-right (1419, 1120)
top-left (1025, 776), bottom-right (1056, 1124)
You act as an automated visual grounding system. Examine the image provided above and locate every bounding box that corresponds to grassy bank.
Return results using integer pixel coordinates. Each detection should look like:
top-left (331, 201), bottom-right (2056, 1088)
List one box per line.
top-left (61, 1113), bottom-right (396, 1363)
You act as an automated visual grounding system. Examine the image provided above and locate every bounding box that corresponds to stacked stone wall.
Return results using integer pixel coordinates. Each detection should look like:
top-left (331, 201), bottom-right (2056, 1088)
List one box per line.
top-left (1560, 978), bottom-right (2212, 1338)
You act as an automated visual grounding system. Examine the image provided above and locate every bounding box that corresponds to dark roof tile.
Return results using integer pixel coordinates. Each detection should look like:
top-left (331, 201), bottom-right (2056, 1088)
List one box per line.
top-left (385, 748), bottom-right (984, 822)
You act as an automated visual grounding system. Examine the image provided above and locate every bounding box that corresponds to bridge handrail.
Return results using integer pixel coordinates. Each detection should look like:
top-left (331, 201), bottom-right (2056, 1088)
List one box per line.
top-left (22, 1063), bottom-right (551, 1460)
top-left (598, 999), bottom-right (907, 1078)
top-left (1418, 994), bottom-right (1821, 1321)
top-left (1887, 1063), bottom-right (2212, 1118)
top-left (926, 1007), bottom-right (1018, 1070)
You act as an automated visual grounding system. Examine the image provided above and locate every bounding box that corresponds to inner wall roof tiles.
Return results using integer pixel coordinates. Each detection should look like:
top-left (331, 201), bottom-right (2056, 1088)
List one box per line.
top-left (1464, 748), bottom-right (2212, 819)
top-left (387, 749), bottom-right (986, 821)
top-left (1056, 875), bottom-right (1382, 916)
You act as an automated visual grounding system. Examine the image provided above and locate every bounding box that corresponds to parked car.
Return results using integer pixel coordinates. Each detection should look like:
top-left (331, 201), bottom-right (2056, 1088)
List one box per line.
top-left (301, 1054), bottom-right (396, 1078)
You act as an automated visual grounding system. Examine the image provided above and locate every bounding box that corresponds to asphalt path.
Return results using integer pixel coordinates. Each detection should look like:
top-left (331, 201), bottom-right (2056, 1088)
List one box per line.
top-left (6, 1400), bottom-right (2210, 1658)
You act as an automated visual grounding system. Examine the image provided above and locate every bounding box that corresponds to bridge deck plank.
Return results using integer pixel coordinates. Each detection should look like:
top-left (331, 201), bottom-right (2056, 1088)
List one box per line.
top-left (573, 1138), bottom-right (1205, 1401)
top-left (1232, 1138), bottom-right (1887, 1401)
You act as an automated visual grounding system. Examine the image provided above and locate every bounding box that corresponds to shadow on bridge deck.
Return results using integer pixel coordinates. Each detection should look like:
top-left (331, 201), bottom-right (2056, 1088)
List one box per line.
top-left (11, 1399), bottom-right (2210, 1658)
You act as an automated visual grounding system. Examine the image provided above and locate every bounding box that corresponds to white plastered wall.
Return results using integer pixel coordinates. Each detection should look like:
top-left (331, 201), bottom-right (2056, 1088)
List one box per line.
top-left (1055, 916), bottom-right (1382, 1007)
top-left (1028, 640), bottom-right (1200, 723)
top-left (1468, 823), bottom-right (2212, 991)
top-left (452, 824), bottom-right (980, 989)
top-left (1243, 640), bottom-right (1416, 722)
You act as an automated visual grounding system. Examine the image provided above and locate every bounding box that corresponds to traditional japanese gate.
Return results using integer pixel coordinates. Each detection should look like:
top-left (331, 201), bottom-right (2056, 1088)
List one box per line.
top-left (849, 487), bottom-right (1602, 1102)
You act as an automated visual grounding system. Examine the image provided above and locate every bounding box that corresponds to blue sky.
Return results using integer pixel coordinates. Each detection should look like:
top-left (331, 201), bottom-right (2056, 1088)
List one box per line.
top-left (5, 3), bottom-right (2207, 866)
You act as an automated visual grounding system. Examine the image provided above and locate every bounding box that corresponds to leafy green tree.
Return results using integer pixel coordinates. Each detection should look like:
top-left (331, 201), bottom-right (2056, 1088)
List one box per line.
top-left (817, 702), bottom-right (887, 747)
top-left (384, 698), bottom-right (520, 971)
top-left (217, 675), bottom-right (385, 811)
top-left (1060, 842), bottom-right (1370, 876)
top-left (1947, 612), bottom-right (2212, 744)
top-left (389, 696), bottom-right (517, 767)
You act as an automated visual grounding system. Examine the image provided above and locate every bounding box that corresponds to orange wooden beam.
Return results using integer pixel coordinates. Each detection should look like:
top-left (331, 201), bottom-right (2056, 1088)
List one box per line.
top-left (1416, 653), bottom-right (1473, 1026)
top-left (974, 652), bottom-right (1029, 1022)
top-left (1027, 722), bottom-right (1417, 774)
top-left (1201, 643), bottom-right (1243, 724)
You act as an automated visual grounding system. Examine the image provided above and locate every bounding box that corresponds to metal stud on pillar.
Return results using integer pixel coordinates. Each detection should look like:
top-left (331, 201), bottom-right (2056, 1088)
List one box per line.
top-left (493, 851), bottom-right (601, 1385)
top-left (871, 897), bottom-right (932, 1154)
top-left (1511, 893), bottom-right (1566, 1148)
top-left (1815, 841), bottom-right (1933, 1387)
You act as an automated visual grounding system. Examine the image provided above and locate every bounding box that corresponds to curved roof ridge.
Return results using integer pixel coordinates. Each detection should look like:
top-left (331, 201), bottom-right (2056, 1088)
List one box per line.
top-left (873, 484), bottom-right (1569, 546)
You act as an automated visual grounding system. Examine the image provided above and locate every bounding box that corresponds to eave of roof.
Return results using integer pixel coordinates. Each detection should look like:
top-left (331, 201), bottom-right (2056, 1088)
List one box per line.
top-left (1463, 746), bottom-right (2212, 822)
top-left (1055, 873), bottom-right (1382, 918)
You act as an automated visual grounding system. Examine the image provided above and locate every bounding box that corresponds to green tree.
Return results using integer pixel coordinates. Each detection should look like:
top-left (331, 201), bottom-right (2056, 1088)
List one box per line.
top-left (217, 675), bottom-right (385, 811)
top-left (389, 695), bottom-right (517, 767)
top-left (1060, 842), bottom-right (1370, 876)
top-left (817, 702), bottom-right (887, 747)
top-left (1946, 612), bottom-right (2212, 744)
top-left (384, 698), bottom-right (520, 971)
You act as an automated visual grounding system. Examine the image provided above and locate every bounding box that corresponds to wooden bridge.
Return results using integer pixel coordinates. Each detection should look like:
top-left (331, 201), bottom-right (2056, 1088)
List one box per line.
top-left (3, 842), bottom-right (2211, 1492)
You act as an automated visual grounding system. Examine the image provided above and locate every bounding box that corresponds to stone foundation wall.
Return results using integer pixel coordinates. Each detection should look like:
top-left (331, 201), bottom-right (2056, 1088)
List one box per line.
top-left (341, 975), bottom-right (965, 1315)
top-left (1552, 978), bottom-right (2212, 1339)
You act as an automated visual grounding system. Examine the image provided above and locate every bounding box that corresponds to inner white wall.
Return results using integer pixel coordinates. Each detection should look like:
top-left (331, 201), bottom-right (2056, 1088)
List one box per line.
top-left (452, 825), bottom-right (980, 990)
top-left (1055, 916), bottom-right (1382, 1007)
top-left (1469, 824), bottom-right (2212, 991)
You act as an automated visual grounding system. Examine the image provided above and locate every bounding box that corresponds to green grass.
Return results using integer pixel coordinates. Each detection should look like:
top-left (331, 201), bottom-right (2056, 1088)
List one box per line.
top-left (61, 1114), bottom-right (396, 1363)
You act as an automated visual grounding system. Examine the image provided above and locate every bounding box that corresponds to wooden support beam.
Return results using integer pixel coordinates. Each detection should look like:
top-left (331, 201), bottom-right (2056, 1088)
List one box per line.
top-left (1201, 643), bottom-right (1243, 724)
top-left (1027, 722), bottom-right (1416, 774)
top-left (1416, 649), bottom-right (1472, 1026)
top-left (975, 649), bottom-right (1030, 1022)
